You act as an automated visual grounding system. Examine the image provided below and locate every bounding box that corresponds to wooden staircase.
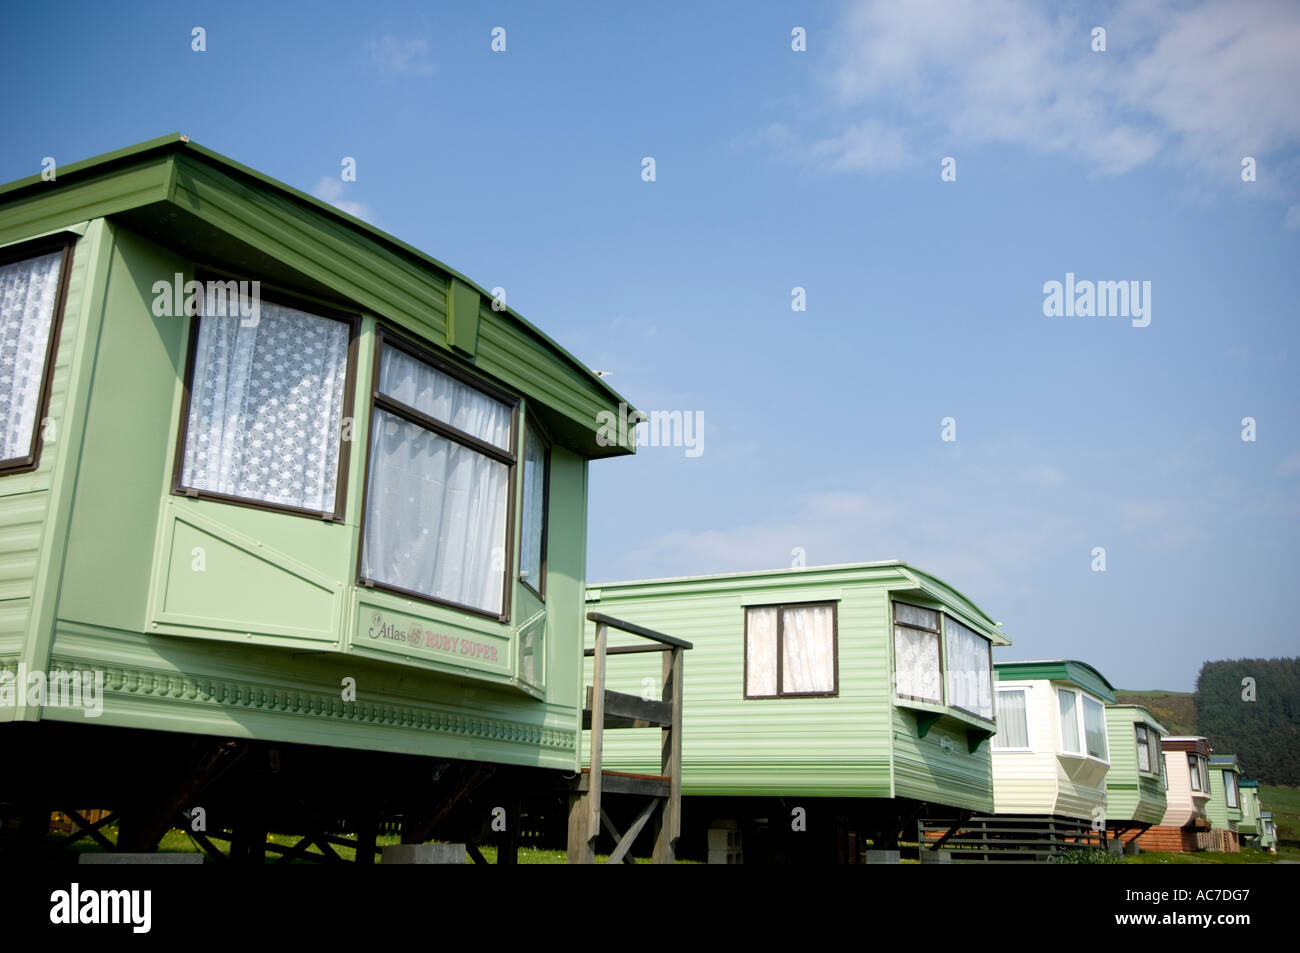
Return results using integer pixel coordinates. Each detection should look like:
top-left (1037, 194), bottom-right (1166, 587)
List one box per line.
top-left (567, 612), bottom-right (692, 864)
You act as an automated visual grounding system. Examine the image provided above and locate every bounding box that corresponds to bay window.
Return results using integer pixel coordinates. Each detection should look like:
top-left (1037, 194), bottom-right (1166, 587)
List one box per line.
top-left (177, 287), bottom-right (355, 518)
top-left (1189, 753), bottom-right (1208, 792)
top-left (1136, 725), bottom-right (1151, 772)
top-left (992, 689), bottom-right (1029, 749)
top-left (0, 239), bottom-right (72, 474)
top-left (744, 601), bottom-right (837, 697)
top-left (892, 602), bottom-right (995, 721)
top-left (1224, 770), bottom-right (1239, 808)
top-left (358, 333), bottom-right (516, 619)
top-left (1057, 688), bottom-right (1108, 760)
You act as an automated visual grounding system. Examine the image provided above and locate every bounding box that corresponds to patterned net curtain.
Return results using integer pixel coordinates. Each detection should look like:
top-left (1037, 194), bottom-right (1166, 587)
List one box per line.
top-left (0, 250), bottom-right (62, 461)
top-left (944, 617), bottom-right (993, 718)
top-left (180, 295), bottom-right (349, 512)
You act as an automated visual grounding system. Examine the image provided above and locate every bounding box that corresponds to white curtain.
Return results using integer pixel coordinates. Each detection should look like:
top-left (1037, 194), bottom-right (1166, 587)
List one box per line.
top-left (0, 250), bottom-right (62, 461)
top-left (993, 689), bottom-right (1028, 748)
top-left (1058, 689), bottom-right (1081, 753)
top-left (378, 347), bottom-right (511, 450)
top-left (181, 298), bottom-right (349, 511)
top-left (894, 625), bottom-right (941, 702)
top-left (361, 408), bottom-right (509, 614)
top-left (1083, 695), bottom-right (1107, 759)
top-left (1136, 726), bottom-right (1151, 771)
top-left (519, 423), bottom-right (546, 590)
top-left (945, 617), bottom-right (993, 718)
top-left (781, 604), bottom-right (835, 693)
top-left (745, 607), bottom-right (778, 696)
top-left (1150, 732), bottom-right (1162, 776)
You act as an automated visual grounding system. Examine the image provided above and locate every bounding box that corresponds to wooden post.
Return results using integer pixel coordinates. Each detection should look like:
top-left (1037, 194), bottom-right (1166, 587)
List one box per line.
top-left (654, 644), bottom-right (684, 864)
top-left (580, 622), bottom-right (608, 864)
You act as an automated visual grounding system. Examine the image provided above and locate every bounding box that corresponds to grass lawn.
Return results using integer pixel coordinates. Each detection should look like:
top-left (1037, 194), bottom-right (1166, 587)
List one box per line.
top-left (58, 822), bottom-right (673, 864)
top-left (1259, 784), bottom-right (1300, 846)
top-left (1126, 845), bottom-right (1299, 864)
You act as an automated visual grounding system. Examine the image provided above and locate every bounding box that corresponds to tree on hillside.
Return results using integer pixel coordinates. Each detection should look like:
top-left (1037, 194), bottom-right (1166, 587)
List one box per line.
top-left (1195, 658), bottom-right (1300, 786)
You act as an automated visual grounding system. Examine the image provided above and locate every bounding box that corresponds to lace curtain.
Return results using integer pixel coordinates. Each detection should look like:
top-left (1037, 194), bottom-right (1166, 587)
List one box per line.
top-left (993, 689), bottom-right (1029, 748)
top-left (782, 604), bottom-right (835, 693)
top-left (519, 423), bottom-right (546, 591)
top-left (0, 250), bottom-right (62, 461)
top-left (894, 625), bottom-right (941, 702)
top-left (745, 607), bottom-right (778, 696)
top-left (180, 297), bottom-right (349, 512)
top-left (945, 617), bottom-right (993, 718)
top-left (1136, 725), bottom-right (1151, 771)
top-left (361, 347), bottom-right (512, 615)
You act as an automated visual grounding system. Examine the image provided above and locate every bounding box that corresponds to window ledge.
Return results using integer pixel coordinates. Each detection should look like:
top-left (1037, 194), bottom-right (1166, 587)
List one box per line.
top-left (897, 697), bottom-right (996, 742)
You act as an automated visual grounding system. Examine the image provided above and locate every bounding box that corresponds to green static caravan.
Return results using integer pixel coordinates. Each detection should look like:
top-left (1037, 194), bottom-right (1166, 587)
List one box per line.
top-left (1102, 705), bottom-right (1168, 848)
top-left (1238, 778), bottom-right (1265, 846)
top-left (1258, 811), bottom-right (1277, 852)
top-left (1137, 737), bottom-right (1213, 852)
top-left (1205, 755), bottom-right (1244, 853)
top-left (584, 561), bottom-right (1010, 863)
top-left (0, 135), bottom-right (641, 861)
top-left (943, 660), bottom-right (1119, 861)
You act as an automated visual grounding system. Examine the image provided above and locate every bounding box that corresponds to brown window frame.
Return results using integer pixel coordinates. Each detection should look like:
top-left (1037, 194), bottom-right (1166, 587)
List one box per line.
top-left (0, 235), bottom-right (76, 477)
top-left (356, 326), bottom-right (519, 624)
top-left (892, 600), bottom-right (945, 706)
top-left (743, 600), bottom-right (839, 699)
top-left (941, 611), bottom-right (995, 723)
top-left (171, 275), bottom-right (360, 522)
top-left (1136, 724), bottom-right (1152, 772)
top-left (518, 413), bottom-right (551, 601)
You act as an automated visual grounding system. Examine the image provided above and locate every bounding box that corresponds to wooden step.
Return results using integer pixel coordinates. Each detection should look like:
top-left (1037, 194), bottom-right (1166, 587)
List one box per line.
top-left (582, 687), bottom-right (672, 729)
top-left (570, 769), bottom-right (671, 798)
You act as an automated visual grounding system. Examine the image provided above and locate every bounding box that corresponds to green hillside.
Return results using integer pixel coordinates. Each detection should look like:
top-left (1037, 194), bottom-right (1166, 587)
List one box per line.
top-left (1115, 690), bottom-right (1197, 735)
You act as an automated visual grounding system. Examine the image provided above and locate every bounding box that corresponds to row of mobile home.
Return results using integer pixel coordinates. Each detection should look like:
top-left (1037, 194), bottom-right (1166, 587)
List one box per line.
top-left (0, 135), bottom-right (679, 863)
top-left (0, 137), bottom-right (1268, 865)
top-left (584, 562), bottom-right (1008, 862)
top-left (1238, 779), bottom-right (1277, 852)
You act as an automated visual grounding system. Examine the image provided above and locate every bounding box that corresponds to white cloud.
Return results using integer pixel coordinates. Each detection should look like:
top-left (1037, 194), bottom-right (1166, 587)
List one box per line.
top-left (794, 0), bottom-right (1300, 189)
top-left (312, 177), bottom-right (374, 223)
top-left (367, 36), bottom-right (436, 77)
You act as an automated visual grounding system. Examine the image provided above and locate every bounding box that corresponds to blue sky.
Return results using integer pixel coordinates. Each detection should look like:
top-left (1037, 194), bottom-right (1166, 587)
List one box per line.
top-left (3, 0), bottom-right (1297, 690)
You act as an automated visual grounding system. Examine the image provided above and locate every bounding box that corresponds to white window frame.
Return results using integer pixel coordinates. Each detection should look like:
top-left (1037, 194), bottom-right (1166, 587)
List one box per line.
top-left (1056, 686), bottom-right (1109, 764)
top-left (991, 687), bottom-right (1031, 751)
top-left (1224, 770), bottom-right (1239, 809)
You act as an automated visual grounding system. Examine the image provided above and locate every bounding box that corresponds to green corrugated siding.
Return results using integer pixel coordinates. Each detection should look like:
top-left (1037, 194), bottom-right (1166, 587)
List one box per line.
top-left (1103, 706), bottom-right (1166, 825)
top-left (586, 567), bottom-right (997, 811)
top-left (32, 223), bottom-right (595, 766)
top-left (0, 222), bottom-right (95, 669)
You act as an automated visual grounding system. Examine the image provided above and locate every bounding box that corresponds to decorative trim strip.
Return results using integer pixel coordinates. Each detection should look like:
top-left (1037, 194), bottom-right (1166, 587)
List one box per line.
top-left (29, 658), bottom-right (575, 752)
